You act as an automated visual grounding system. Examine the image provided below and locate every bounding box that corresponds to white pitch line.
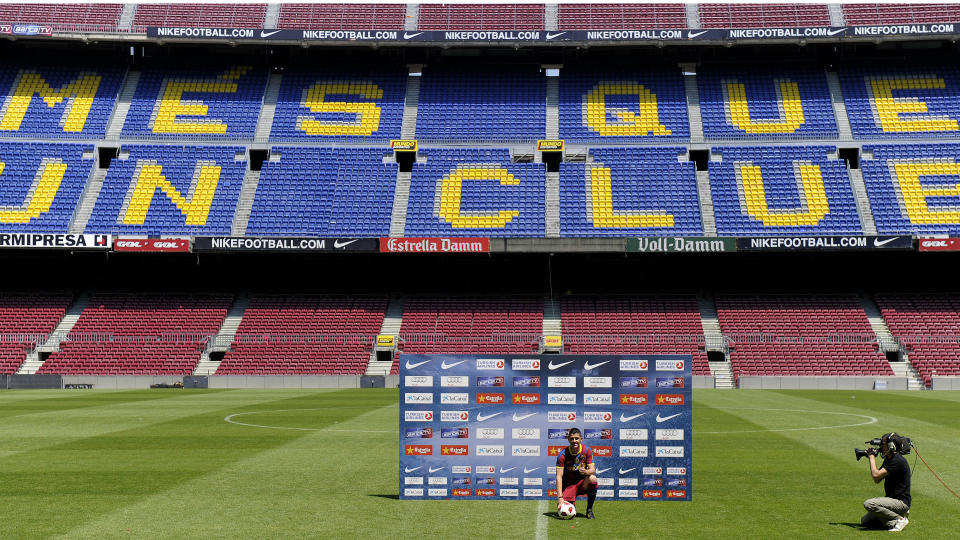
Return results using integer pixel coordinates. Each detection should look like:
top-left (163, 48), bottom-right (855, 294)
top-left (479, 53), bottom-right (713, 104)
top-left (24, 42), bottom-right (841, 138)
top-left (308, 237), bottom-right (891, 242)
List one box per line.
top-left (697, 407), bottom-right (878, 434)
top-left (535, 499), bottom-right (548, 540)
top-left (224, 408), bottom-right (395, 433)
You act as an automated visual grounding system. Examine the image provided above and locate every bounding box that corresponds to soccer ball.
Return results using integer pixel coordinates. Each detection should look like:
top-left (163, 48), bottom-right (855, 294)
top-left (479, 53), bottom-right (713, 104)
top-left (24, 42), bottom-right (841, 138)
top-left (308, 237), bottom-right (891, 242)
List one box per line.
top-left (558, 501), bottom-right (576, 519)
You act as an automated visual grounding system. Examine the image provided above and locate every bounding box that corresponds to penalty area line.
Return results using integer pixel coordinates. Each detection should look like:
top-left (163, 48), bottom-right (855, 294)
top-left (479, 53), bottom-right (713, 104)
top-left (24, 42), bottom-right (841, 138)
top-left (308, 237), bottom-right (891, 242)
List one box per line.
top-left (536, 499), bottom-right (548, 540)
top-left (224, 407), bottom-right (395, 433)
top-left (696, 407), bottom-right (878, 434)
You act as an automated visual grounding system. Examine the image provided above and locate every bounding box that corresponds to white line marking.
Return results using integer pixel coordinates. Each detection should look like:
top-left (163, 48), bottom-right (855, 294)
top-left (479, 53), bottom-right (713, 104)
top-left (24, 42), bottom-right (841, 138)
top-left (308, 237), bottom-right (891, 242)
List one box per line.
top-left (224, 408), bottom-right (394, 432)
top-left (696, 407), bottom-right (877, 434)
top-left (535, 499), bottom-right (548, 540)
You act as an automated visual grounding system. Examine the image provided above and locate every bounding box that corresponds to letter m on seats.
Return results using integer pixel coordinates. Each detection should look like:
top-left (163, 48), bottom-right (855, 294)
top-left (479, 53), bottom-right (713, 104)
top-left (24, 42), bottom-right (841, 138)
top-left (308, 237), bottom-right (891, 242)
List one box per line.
top-left (122, 160), bottom-right (221, 225)
top-left (0, 71), bottom-right (102, 133)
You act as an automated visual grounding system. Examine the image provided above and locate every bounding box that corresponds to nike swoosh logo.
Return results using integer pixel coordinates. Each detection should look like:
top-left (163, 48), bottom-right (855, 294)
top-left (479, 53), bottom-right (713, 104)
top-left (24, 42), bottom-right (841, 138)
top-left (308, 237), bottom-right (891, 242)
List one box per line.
top-left (620, 413), bottom-right (645, 422)
top-left (404, 466), bottom-right (421, 473)
top-left (548, 360), bottom-right (574, 370)
top-left (441, 359), bottom-right (466, 369)
top-left (513, 412), bottom-right (536, 421)
top-left (656, 413), bottom-right (682, 423)
top-left (477, 412), bottom-right (502, 422)
top-left (428, 467), bottom-right (444, 473)
top-left (523, 467), bottom-right (540, 474)
top-left (583, 360), bottom-right (610, 370)
top-left (618, 468), bottom-right (636, 475)
top-left (874, 237), bottom-right (900, 247)
top-left (403, 32), bottom-right (423, 39)
top-left (499, 467), bottom-right (516, 473)
top-left (545, 32), bottom-right (565, 39)
top-left (828, 28), bottom-right (846, 36)
top-left (334, 239), bottom-right (358, 248)
top-left (687, 30), bottom-right (708, 39)
top-left (260, 30), bottom-right (280, 38)
top-left (405, 359), bottom-right (429, 369)
top-left (596, 467), bottom-right (611, 474)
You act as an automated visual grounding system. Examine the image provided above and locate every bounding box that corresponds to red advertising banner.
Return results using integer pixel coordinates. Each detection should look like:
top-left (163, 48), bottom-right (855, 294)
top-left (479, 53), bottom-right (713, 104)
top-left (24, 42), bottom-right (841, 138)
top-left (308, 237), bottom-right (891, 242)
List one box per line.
top-left (380, 237), bottom-right (490, 253)
top-left (114, 238), bottom-right (191, 253)
top-left (918, 238), bottom-right (960, 252)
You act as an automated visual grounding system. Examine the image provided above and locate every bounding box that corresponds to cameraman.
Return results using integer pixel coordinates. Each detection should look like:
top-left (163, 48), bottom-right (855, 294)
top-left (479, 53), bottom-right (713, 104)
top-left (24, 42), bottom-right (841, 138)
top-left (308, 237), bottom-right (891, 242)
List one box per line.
top-left (861, 433), bottom-right (911, 532)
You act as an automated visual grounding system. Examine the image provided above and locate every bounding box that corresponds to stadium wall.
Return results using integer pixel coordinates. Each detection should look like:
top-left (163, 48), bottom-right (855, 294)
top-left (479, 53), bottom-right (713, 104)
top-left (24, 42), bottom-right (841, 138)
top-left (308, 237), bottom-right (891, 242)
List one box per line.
top-left (738, 376), bottom-right (906, 390)
top-left (931, 377), bottom-right (960, 390)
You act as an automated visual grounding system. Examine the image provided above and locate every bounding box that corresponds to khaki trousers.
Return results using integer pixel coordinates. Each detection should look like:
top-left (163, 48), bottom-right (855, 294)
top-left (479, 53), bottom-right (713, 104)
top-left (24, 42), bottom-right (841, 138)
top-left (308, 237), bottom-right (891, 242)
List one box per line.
top-left (861, 497), bottom-right (909, 529)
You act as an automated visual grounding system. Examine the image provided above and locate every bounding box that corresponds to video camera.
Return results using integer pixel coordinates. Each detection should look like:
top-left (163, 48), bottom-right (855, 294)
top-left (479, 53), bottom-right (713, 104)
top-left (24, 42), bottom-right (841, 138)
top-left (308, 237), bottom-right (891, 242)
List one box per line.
top-left (855, 432), bottom-right (912, 461)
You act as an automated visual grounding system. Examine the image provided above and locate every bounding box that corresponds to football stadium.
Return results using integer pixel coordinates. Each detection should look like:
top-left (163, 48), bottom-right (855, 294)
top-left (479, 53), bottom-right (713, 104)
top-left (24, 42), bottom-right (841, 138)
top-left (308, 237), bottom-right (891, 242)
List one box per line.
top-left (1, 1), bottom-right (959, 537)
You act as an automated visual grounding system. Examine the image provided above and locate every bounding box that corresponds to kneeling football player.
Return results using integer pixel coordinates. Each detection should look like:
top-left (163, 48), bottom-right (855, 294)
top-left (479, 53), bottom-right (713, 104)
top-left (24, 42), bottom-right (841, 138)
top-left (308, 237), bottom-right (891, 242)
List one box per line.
top-left (555, 427), bottom-right (598, 518)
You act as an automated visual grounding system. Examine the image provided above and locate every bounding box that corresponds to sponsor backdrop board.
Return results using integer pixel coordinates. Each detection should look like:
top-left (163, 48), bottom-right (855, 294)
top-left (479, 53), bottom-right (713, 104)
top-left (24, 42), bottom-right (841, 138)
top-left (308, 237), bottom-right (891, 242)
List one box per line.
top-left (399, 355), bottom-right (691, 501)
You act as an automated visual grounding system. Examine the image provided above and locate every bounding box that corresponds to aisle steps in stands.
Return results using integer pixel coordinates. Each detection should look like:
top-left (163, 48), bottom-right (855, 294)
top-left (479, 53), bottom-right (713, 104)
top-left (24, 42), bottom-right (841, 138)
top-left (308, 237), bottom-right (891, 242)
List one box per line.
top-left (686, 3), bottom-right (701, 28)
top-left (264, 3), bottom-right (280, 28)
top-left (826, 71), bottom-right (853, 140)
top-left (545, 171), bottom-right (561, 237)
top-left (545, 3), bottom-right (558, 30)
top-left (697, 294), bottom-right (724, 352)
top-left (695, 171), bottom-right (718, 235)
top-left (366, 296), bottom-right (405, 375)
top-left (680, 63), bottom-right (704, 143)
top-left (118, 4), bottom-right (137, 31)
top-left (542, 296), bottom-right (562, 337)
top-left (68, 168), bottom-right (108, 234)
top-left (545, 73), bottom-right (559, 139)
top-left (389, 171), bottom-right (413, 237)
top-left (828, 3), bottom-right (846, 26)
top-left (710, 360), bottom-right (736, 389)
top-left (195, 294), bottom-right (248, 376)
top-left (21, 293), bottom-right (90, 374)
top-left (400, 66), bottom-right (422, 139)
top-left (889, 358), bottom-right (925, 390)
top-left (105, 70), bottom-right (140, 141)
top-left (860, 295), bottom-right (900, 352)
top-left (254, 73), bottom-right (283, 143)
top-left (405, 4), bottom-right (419, 30)
top-left (846, 168), bottom-right (878, 235)
top-left (231, 169), bottom-right (262, 236)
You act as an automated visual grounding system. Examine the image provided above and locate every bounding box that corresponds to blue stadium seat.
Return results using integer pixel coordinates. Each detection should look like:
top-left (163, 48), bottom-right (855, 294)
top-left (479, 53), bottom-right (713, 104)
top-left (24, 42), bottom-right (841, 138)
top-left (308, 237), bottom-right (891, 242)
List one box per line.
top-left (559, 147), bottom-right (702, 237)
top-left (0, 142), bottom-right (94, 232)
top-left (839, 63), bottom-right (960, 140)
top-left (404, 148), bottom-right (545, 237)
top-left (121, 64), bottom-right (267, 140)
top-left (559, 66), bottom-right (689, 142)
top-left (698, 65), bottom-right (837, 140)
top-left (416, 66), bottom-right (545, 142)
top-left (269, 66), bottom-right (406, 142)
top-left (709, 145), bottom-right (863, 236)
top-left (246, 147), bottom-right (397, 237)
top-left (862, 143), bottom-right (960, 236)
top-left (85, 144), bottom-right (247, 235)
top-left (0, 61), bottom-right (123, 139)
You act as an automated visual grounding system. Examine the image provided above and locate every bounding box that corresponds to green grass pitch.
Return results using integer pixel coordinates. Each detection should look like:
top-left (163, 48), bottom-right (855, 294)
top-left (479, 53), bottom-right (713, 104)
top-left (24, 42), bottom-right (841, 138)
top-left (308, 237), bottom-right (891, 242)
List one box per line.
top-left (1, 388), bottom-right (958, 539)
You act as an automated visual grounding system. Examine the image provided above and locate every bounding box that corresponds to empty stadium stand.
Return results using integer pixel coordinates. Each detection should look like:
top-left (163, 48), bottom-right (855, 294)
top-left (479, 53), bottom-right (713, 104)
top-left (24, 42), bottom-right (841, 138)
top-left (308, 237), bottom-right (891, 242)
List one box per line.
top-left (560, 295), bottom-right (710, 375)
top-left (559, 147), bottom-right (702, 237)
top-left (121, 64), bottom-right (268, 140)
top-left (415, 65), bottom-right (546, 142)
top-left (716, 295), bottom-right (892, 381)
top-left (84, 144), bottom-right (247, 236)
top-left (559, 65), bottom-right (689, 142)
top-left (557, 4), bottom-right (687, 30)
top-left (277, 3), bottom-right (406, 29)
top-left (876, 293), bottom-right (960, 387)
top-left (131, 3), bottom-right (267, 32)
top-left (0, 61), bottom-right (124, 139)
top-left (39, 293), bottom-right (231, 375)
top-left (842, 3), bottom-right (960, 25)
top-left (403, 148), bottom-right (546, 237)
top-left (860, 143), bottom-right (960, 236)
top-left (699, 4), bottom-right (831, 28)
top-left (245, 147), bottom-right (397, 237)
top-left (709, 146), bottom-right (863, 236)
top-left (697, 65), bottom-right (837, 140)
top-left (0, 3), bottom-right (123, 33)
top-left (417, 4), bottom-right (544, 30)
top-left (0, 143), bottom-right (95, 232)
top-left (0, 293), bottom-right (73, 374)
top-left (393, 295), bottom-right (543, 371)
top-left (268, 65), bottom-right (407, 142)
top-left (217, 295), bottom-right (386, 375)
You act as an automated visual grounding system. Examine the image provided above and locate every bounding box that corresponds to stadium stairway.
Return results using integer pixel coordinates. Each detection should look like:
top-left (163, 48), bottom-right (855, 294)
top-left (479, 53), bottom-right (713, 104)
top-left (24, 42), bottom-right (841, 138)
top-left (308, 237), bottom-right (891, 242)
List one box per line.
top-left (545, 170), bottom-right (561, 237)
top-left (405, 4), bottom-right (419, 31)
top-left (695, 170), bottom-right (718, 236)
top-left (828, 3), bottom-right (846, 26)
top-left (389, 171), bottom-right (413, 237)
top-left (860, 294), bottom-right (900, 353)
top-left (263, 3), bottom-right (280, 28)
top-left (846, 168), bottom-right (879, 235)
top-left (365, 296), bottom-right (404, 375)
top-left (545, 3), bottom-right (558, 30)
top-left (686, 3), bottom-right (701, 28)
top-left (231, 169), bottom-right (262, 236)
top-left (826, 71), bottom-right (853, 140)
top-left (117, 4), bottom-right (136, 32)
top-left (545, 72), bottom-right (559, 139)
top-left (400, 66), bottom-right (422, 139)
top-left (889, 357), bottom-right (926, 390)
top-left (698, 294), bottom-right (734, 388)
top-left (681, 63), bottom-right (705, 143)
top-left (68, 165), bottom-right (107, 234)
top-left (254, 73), bottom-right (283, 143)
top-left (105, 70), bottom-right (140, 141)
top-left (20, 292), bottom-right (89, 374)
top-left (710, 360), bottom-right (736, 389)
top-left (542, 295), bottom-right (561, 337)
top-left (194, 293), bottom-right (248, 376)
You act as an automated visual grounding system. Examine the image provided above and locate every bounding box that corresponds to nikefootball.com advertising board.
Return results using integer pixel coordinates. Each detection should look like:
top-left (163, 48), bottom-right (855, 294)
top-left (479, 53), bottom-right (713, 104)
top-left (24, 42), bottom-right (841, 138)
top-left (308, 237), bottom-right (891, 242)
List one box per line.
top-left (399, 355), bottom-right (692, 501)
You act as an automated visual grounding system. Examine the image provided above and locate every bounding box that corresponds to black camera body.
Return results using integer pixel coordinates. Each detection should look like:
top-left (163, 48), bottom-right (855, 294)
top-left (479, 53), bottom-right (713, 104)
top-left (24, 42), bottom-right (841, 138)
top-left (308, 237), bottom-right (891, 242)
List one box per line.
top-left (854, 432), bottom-right (912, 461)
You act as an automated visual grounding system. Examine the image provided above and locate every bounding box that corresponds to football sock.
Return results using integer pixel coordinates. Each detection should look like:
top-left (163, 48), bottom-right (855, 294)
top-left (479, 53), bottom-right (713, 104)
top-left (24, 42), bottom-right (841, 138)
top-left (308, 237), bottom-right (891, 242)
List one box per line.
top-left (587, 486), bottom-right (597, 509)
